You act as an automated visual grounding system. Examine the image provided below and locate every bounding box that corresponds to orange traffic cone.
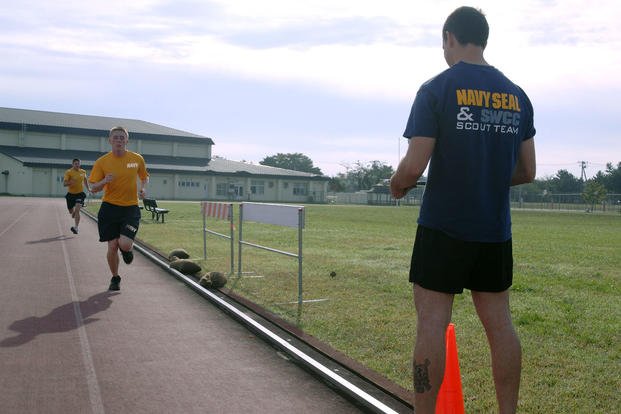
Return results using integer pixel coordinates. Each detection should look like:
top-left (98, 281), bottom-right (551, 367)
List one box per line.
top-left (435, 323), bottom-right (465, 414)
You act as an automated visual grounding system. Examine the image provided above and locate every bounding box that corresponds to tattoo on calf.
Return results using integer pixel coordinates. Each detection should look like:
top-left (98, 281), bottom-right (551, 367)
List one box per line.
top-left (414, 358), bottom-right (432, 393)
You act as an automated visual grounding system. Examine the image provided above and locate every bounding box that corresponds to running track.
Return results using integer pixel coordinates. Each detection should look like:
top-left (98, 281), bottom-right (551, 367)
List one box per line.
top-left (0, 197), bottom-right (381, 413)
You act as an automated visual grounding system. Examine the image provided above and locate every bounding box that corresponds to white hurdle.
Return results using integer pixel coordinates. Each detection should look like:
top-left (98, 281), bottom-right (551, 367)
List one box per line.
top-left (201, 201), bottom-right (234, 274)
top-left (238, 202), bottom-right (305, 306)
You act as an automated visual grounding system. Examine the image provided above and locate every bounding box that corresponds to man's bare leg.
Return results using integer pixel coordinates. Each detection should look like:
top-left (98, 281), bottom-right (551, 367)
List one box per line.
top-left (117, 235), bottom-right (134, 253)
top-left (107, 239), bottom-right (120, 276)
top-left (73, 204), bottom-right (81, 228)
top-left (412, 284), bottom-right (454, 414)
top-left (472, 290), bottom-right (521, 414)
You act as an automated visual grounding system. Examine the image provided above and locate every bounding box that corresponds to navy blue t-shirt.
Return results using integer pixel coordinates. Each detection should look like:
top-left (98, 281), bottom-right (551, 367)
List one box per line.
top-left (403, 62), bottom-right (536, 242)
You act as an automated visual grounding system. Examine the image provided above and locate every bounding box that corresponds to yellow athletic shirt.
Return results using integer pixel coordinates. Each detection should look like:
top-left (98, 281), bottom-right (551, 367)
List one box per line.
top-left (64, 168), bottom-right (87, 194)
top-left (89, 151), bottom-right (149, 206)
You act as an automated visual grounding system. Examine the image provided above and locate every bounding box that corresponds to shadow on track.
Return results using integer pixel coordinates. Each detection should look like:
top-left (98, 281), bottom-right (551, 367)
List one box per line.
top-left (1, 291), bottom-right (119, 347)
top-left (25, 234), bottom-right (74, 244)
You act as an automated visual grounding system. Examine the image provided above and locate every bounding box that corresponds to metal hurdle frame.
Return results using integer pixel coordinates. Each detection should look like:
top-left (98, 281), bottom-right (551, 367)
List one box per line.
top-left (238, 202), bottom-right (305, 306)
top-left (201, 201), bottom-right (234, 274)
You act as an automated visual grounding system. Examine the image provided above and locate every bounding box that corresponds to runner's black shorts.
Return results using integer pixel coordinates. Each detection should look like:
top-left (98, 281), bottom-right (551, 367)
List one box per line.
top-left (97, 202), bottom-right (141, 242)
top-left (65, 192), bottom-right (86, 211)
top-left (409, 225), bottom-right (513, 294)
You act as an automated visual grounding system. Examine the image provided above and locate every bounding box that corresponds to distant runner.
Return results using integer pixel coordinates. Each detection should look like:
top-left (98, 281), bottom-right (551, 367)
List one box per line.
top-left (63, 158), bottom-right (90, 235)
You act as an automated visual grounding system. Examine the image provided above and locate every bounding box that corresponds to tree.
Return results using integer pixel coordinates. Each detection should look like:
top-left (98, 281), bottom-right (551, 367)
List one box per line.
top-left (600, 162), bottom-right (621, 193)
top-left (511, 179), bottom-right (547, 202)
top-left (336, 161), bottom-right (395, 192)
top-left (328, 175), bottom-right (346, 192)
top-left (259, 153), bottom-right (323, 175)
top-left (550, 169), bottom-right (582, 193)
top-left (582, 180), bottom-right (607, 210)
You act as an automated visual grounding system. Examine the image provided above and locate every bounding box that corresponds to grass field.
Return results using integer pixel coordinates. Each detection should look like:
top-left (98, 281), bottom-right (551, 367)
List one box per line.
top-left (88, 202), bottom-right (620, 413)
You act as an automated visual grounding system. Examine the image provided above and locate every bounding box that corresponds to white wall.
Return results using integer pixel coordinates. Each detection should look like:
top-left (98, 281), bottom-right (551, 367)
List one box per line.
top-left (174, 174), bottom-right (207, 200)
top-left (65, 135), bottom-right (100, 151)
top-left (0, 154), bottom-right (31, 195)
top-left (0, 130), bottom-right (19, 146)
top-left (142, 141), bottom-right (173, 156)
top-left (176, 143), bottom-right (210, 158)
top-left (23, 132), bottom-right (60, 149)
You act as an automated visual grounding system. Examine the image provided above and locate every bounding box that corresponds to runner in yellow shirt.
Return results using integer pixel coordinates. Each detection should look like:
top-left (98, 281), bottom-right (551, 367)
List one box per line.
top-left (63, 158), bottom-right (90, 234)
top-left (90, 126), bottom-right (149, 291)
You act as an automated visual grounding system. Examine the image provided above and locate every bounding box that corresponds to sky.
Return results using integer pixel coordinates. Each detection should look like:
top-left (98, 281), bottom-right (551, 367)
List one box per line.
top-left (1, 0), bottom-right (620, 179)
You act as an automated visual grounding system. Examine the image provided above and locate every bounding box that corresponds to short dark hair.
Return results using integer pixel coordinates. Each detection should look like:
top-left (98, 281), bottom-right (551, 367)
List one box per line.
top-left (443, 6), bottom-right (489, 49)
top-left (72, 158), bottom-right (80, 163)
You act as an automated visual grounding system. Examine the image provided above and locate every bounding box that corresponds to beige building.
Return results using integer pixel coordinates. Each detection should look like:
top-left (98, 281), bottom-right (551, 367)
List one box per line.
top-left (0, 107), bottom-right (328, 202)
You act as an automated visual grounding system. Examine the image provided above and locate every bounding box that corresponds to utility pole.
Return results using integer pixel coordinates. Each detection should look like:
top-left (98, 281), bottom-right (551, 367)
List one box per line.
top-left (579, 161), bottom-right (588, 182)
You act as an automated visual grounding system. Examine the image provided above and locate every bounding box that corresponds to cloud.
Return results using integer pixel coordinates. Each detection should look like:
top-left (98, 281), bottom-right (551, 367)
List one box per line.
top-left (4, 0), bottom-right (619, 101)
top-left (220, 16), bottom-right (399, 49)
top-left (1, 0), bottom-right (619, 178)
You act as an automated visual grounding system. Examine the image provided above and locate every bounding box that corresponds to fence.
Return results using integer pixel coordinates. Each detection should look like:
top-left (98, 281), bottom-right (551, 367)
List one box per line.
top-left (327, 190), bottom-right (621, 213)
top-left (201, 202), bottom-right (235, 273)
top-left (238, 203), bottom-right (307, 306)
top-left (327, 187), bottom-right (425, 206)
top-left (510, 192), bottom-right (621, 213)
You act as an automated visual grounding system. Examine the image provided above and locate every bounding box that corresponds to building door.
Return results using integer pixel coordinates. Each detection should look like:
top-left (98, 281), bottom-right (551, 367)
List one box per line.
top-left (232, 184), bottom-right (243, 200)
top-left (149, 174), bottom-right (174, 199)
top-left (32, 168), bottom-right (51, 196)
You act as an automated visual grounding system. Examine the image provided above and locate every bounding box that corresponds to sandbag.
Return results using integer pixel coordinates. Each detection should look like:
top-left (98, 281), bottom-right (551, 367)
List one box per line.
top-left (168, 248), bottom-right (190, 260)
top-left (169, 258), bottom-right (201, 275)
top-left (199, 271), bottom-right (227, 288)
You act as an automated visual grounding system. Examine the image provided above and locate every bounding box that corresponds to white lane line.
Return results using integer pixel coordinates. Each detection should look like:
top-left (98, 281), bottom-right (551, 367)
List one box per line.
top-left (0, 210), bottom-right (30, 239)
top-left (56, 208), bottom-right (105, 414)
top-left (135, 243), bottom-right (399, 414)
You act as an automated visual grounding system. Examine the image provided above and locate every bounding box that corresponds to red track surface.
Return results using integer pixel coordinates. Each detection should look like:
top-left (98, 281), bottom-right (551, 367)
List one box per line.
top-left (0, 197), bottom-right (363, 413)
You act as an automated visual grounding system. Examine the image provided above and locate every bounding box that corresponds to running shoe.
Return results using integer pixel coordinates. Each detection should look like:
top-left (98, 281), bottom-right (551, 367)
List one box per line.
top-left (121, 249), bottom-right (134, 264)
top-left (70, 227), bottom-right (78, 234)
top-left (108, 275), bottom-right (121, 291)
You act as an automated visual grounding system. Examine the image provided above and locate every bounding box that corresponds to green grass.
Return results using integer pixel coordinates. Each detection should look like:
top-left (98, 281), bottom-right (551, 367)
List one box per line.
top-left (88, 202), bottom-right (621, 413)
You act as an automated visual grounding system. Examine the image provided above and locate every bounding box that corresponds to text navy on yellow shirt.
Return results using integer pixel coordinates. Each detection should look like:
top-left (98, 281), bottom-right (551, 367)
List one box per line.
top-left (89, 151), bottom-right (149, 206)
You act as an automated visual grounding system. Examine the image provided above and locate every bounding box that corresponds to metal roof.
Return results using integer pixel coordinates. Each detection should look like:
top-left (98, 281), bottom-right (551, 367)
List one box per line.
top-left (0, 146), bottom-right (327, 180)
top-left (0, 107), bottom-right (213, 143)
top-left (206, 157), bottom-right (322, 177)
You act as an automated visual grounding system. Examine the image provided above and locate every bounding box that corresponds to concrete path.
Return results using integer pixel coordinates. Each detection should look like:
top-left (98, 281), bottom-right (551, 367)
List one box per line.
top-left (0, 197), bottom-right (365, 413)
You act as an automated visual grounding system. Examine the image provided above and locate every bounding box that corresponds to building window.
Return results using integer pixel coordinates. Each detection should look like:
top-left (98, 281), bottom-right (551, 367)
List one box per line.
top-left (216, 183), bottom-right (227, 196)
top-left (250, 180), bottom-right (265, 195)
top-left (293, 183), bottom-right (308, 196)
top-left (178, 180), bottom-right (200, 188)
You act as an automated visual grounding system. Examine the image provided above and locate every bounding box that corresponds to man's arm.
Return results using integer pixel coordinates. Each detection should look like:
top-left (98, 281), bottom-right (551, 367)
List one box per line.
top-left (390, 137), bottom-right (435, 199)
top-left (511, 137), bottom-right (536, 186)
top-left (89, 174), bottom-right (113, 193)
top-left (83, 175), bottom-right (91, 192)
top-left (138, 158), bottom-right (149, 199)
top-left (62, 173), bottom-right (72, 187)
top-left (138, 177), bottom-right (149, 199)
top-left (88, 161), bottom-right (107, 193)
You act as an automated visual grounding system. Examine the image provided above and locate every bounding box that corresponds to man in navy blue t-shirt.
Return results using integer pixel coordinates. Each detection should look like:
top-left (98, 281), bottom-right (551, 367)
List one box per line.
top-left (390, 6), bottom-right (536, 413)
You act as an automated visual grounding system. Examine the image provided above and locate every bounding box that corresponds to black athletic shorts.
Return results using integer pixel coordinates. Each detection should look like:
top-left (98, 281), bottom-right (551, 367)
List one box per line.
top-left (409, 225), bottom-right (513, 294)
top-left (65, 192), bottom-right (86, 211)
top-left (97, 202), bottom-right (141, 242)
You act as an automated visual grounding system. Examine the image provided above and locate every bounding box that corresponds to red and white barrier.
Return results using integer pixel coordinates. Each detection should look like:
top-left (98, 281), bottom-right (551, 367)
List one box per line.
top-left (201, 201), bottom-right (231, 220)
top-left (201, 201), bottom-right (234, 273)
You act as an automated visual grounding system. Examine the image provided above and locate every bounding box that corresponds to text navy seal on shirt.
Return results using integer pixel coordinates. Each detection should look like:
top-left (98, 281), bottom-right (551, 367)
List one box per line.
top-left (455, 88), bottom-right (521, 134)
